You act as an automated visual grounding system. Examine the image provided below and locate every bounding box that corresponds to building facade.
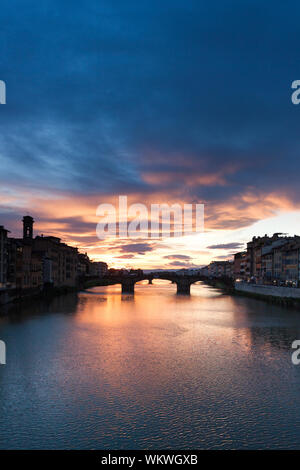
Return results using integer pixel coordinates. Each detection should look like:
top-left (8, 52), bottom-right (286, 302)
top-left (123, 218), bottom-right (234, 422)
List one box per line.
top-left (0, 226), bottom-right (9, 287)
top-left (1, 216), bottom-right (99, 291)
top-left (92, 261), bottom-right (108, 277)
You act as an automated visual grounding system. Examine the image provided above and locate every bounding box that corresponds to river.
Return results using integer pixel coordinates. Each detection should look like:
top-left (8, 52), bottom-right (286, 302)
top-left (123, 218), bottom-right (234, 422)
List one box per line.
top-left (1, 281), bottom-right (300, 449)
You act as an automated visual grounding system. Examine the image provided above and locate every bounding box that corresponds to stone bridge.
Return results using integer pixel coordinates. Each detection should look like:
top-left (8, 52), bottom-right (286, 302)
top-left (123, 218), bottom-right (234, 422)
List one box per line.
top-left (99, 272), bottom-right (206, 295)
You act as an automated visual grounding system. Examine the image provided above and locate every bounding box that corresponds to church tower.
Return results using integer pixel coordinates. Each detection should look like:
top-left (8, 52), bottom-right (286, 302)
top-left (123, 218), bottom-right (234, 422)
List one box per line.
top-left (23, 215), bottom-right (34, 240)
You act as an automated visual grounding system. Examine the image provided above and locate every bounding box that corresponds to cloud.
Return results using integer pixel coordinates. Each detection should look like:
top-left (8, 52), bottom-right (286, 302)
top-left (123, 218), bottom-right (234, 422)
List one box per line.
top-left (164, 254), bottom-right (191, 260)
top-left (167, 261), bottom-right (199, 268)
top-left (215, 255), bottom-right (234, 260)
top-left (116, 242), bottom-right (155, 255)
top-left (206, 242), bottom-right (245, 250)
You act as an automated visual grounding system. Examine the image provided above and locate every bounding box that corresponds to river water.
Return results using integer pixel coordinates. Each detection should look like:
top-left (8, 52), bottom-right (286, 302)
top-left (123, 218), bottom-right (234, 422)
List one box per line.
top-left (1, 281), bottom-right (300, 449)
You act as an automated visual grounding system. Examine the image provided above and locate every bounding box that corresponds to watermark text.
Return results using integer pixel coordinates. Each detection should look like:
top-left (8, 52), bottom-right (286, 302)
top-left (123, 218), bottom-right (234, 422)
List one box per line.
top-left (291, 80), bottom-right (300, 105)
top-left (0, 340), bottom-right (6, 365)
top-left (0, 80), bottom-right (6, 104)
top-left (96, 196), bottom-right (204, 239)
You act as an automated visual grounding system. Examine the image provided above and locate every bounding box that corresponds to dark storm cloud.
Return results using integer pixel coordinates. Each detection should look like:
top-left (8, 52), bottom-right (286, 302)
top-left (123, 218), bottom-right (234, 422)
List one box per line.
top-left (1, 0), bottom-right (300, 214)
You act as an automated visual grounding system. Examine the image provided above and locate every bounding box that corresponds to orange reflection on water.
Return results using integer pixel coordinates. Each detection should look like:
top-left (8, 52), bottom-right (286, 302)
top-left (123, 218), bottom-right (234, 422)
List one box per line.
top-left (71, 282), bottom-right (280, 402)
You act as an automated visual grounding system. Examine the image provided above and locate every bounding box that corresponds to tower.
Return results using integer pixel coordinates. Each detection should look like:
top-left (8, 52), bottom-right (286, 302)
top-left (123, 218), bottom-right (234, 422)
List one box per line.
top-left (23, 216), bottom-right (34, 240)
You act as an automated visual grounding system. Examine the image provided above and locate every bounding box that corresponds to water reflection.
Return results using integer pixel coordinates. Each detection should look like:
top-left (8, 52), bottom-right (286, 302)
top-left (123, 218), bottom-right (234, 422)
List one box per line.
top-left (1, 282), bottom-right (300, 449)
top-left (0, 292), bottom-right (79, 322)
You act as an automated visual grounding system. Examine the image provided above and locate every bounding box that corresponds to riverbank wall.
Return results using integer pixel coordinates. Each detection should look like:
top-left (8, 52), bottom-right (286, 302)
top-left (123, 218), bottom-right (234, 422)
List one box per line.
top-left (204, 277), bottom-right (235, 292)
top-left (234, 282), bottom-right (300, 307)
top-left (0, 275), bottom-right (106, 307)
top-left (0, 284), bottom-right (78, 307)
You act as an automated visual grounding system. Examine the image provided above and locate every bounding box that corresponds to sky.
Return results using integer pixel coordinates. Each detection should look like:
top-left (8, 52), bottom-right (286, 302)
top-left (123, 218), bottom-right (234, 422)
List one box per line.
top-left (1, 0), bottom-right (300, 269)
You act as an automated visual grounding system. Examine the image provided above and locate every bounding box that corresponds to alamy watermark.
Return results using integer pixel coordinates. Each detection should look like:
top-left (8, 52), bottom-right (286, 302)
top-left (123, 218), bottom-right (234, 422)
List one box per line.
top-left (0, 80), bottom-right (6, 104)
top-left (291, 80), bottom-right (300, 105)
top-left (96, 196), bottom-right (204, 239)
top-left (291, 340), bottom-right (300, 365)
top-left (0, 340), bottom-right (6, 365)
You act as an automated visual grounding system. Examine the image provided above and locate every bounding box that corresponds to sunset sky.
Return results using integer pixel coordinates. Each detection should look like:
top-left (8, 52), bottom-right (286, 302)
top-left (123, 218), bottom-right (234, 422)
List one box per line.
top-left (1, 0), bottom-right (300, 269)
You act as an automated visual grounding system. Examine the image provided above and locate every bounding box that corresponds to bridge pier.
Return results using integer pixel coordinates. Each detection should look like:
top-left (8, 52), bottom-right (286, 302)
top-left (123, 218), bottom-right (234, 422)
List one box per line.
top-left (121, 280), bottom-right (135, 294)
top-left (148, 278), bottom-right (153, 284)
top-left (176, 279), bottom-right (191, 295)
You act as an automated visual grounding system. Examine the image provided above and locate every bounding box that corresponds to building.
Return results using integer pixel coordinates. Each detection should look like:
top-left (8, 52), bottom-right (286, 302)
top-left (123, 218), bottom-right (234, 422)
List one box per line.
top-left (92, 261), bottom-right (108, 277)
top-left (199, 266), bottom-right (209, 276)
top-left (0, 226), bottom-right (9, 287)
top-left (234, 251), bottom-right (247, 280)
top-left (33, 236), bottom-right (78, 287)
top-left (5, 216), bottom-right (80, 290)
top-left (261, 237), bottom-right (290, 282)
top-left (30, 252), bottom-right (43, 288)
top-left (246, 233), bottom-right (293, 281)
top-left (7, 237), bottom-right (17, 287)
top-left (281, 240), bottom-right (300, 285)
top-left (23, 215), bottom-right (34, 240)
top-left (15, 239), bottom-right (33, 289)
top-left (10, 216), bottom-right (37, 290)
top-left (202, 233), bottom-right (300, 284)
top-left (77, 252), bottom-right (92, 278)
top-left (1, 216), bottom-right (110, 292)
top-left (261, 247), bottom-right (273, 282)
top-left (225, 260), bottom-right (234, 278)
top-left (207, 260), bottom-right (233, 278)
